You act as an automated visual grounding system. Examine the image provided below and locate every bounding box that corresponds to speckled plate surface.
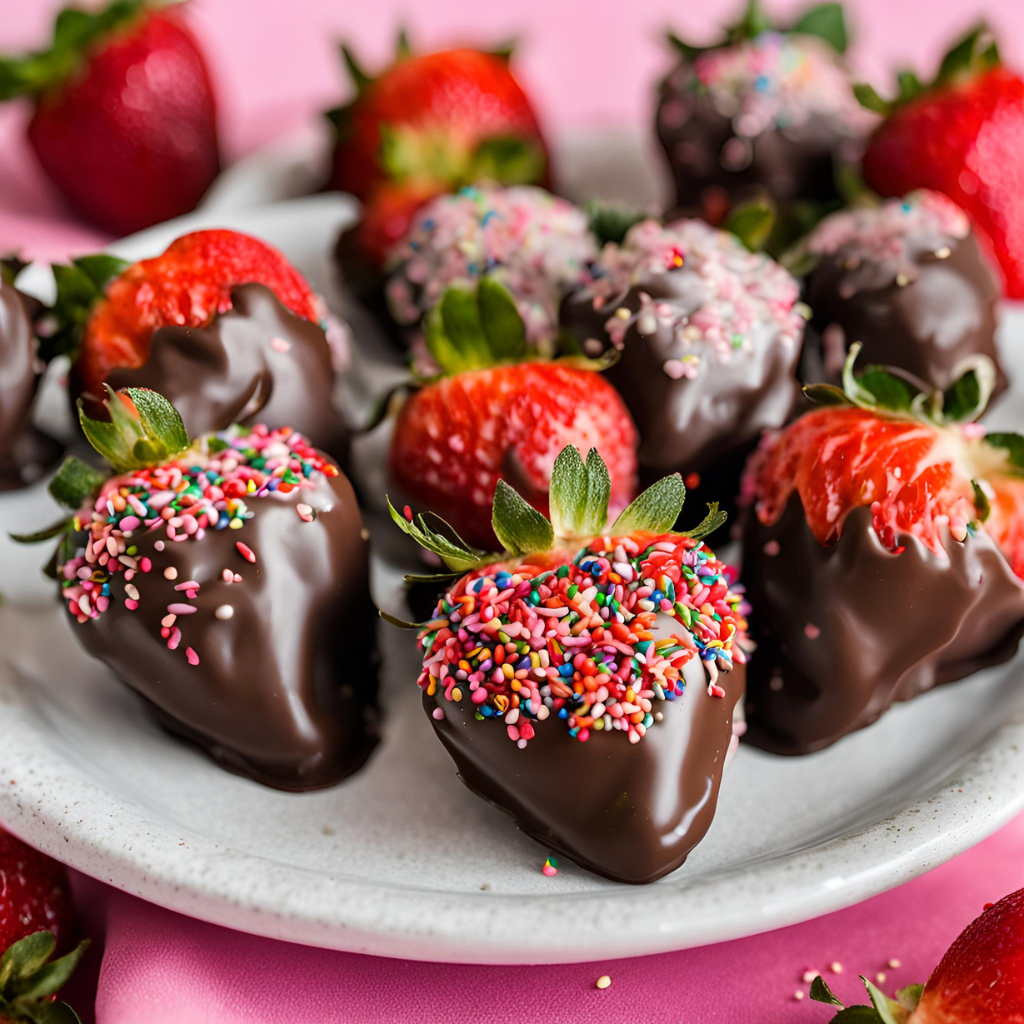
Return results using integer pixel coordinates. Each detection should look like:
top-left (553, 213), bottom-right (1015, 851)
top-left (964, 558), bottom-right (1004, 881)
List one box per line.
top-left (2, 194), bottom-right (1024, 964)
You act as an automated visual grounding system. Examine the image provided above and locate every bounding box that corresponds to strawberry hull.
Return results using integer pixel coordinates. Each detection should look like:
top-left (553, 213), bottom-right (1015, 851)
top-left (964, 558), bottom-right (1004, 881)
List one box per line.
top-left (424, 657), bottom-right (744, 884)
top-left (103, 284), bottom-right (350, 466)
top-left (742, 499), bottom-right (1024, 754)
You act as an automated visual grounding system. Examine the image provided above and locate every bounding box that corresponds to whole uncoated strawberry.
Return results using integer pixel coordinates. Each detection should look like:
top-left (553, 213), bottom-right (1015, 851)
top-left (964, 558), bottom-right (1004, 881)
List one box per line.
top-left (857, 26), bottom-right (1024, 297)
top-left (0, 0), bottom-right (220, 235)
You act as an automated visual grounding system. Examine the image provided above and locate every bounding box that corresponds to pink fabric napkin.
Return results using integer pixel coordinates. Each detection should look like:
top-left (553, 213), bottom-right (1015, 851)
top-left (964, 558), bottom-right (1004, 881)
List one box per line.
top-left (63, 815), bottom-right (1024, 1023)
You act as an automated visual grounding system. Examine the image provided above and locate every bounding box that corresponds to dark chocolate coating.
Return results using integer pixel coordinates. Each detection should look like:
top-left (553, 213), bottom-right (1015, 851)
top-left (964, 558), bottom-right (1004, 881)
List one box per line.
top-left (560, 278), bottom-right (801, 478)
top-left (107, 284), bottom-right (350, 464)
top-left (425, 659), bottom-right (745, 884)
top-left (0, 282), bottom-right (61, 490)
top-left (743, 499), bottom-right (1024, 755)
top-left (656, 74), bottom-right (852, 214)
top-left (802, 229), bottom-right (1005, 396)
top-left (71, 467), bottom-right (379, 790)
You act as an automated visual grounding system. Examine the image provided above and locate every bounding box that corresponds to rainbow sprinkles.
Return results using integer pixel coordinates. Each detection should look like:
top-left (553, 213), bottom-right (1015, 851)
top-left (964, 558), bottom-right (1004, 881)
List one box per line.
top-left (418, 533), bottom-right (749, 747)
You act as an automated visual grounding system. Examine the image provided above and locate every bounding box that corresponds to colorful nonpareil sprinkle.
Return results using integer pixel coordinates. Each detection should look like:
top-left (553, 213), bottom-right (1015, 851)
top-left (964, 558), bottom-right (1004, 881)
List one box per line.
top-left (579, 217), bottom-right (805, 376)
top-left (57, 423), bottom-right (337, 663)
top-left (384, 184), bottom-right (596, 355)
top-left (660, 32), bottom-right (872, 142)
top-left (417, 533), bottom-right (750, 747)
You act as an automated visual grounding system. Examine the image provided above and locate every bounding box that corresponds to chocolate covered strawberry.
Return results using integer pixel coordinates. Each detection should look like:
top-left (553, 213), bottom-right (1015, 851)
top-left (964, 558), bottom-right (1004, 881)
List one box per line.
top-left (0, 260), bottom-right (62, 490)
top-left (741, 346), bottom-right (1024, 754)
top-left (386, 444), bottom-right (747, 883)
top-left (0, 0), bottom-right (219, 235)
top-left (50, 228), bottom-right (350, 463)
top-left (813, 885), bottom-right (1024, 1022)
top-left (0, 826), bottom-right (88, 1024)
top-left (389, 278), bottom-right (638, 550)
top-left (857, 26), bottom-right (1024, 296)
top-left (327, 33), bottom-right (549, 267)
top-left (20, 388), bottom-right (378, 790)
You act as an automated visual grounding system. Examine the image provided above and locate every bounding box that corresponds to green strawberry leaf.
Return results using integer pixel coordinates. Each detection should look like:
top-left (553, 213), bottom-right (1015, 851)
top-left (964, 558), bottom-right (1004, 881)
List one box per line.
top-left (810, 976), bottom-right (845, 1006)
top-left (831, 1009), bottom-right (886, 1022)
top-left (854, 366), bottom-right (917, 413)
top-left (984, 432), bottom-right (1024, 471)
top-left (587, 200), bottom-right (645, 247)
top-left (378, 608), bottom-right (426, 630)
top-left (937, 24), bottom-right (985, 82)
top-left (9, 518), bottom-right (73, 545)
top-left (612, 474), bottom-right (686, 535)
top-left (0, 932), bottom-right (57, 991)
top-left (425, 279), bottom-right (530, 375)
top-left (387, 497), bottom-right (496, 572)
top-left (894, 985), bottom-right (924, 1010)
top-left (548, 446), bottom-right (610, 539)
top-left (939, 358), bottom-right (996, 423)
top-left (340, 42), bottom-right (373, 93)
top-left (78, 385), bottom-right (190, 474)
top-left (790, 2), bottom-right (848, 53)
top-left (973, 479), bottom-right (992, 522)
top-left (47, 456), bottom-right (105, 510)
top-left (853, 82), bottom-right (894, 115)
top-left (492, 479), bottom-right (554, 556)
top-left (43, 254), bottom-right (129, 364)
top-left (722, 200), bottom-right (775, 253)
top-left (478, 277), bottom-right (527, 363)
top-left (665, 30), bottom-right (712, 62)
top-left (896, 69), bottom-right (923, 103)
top-left (682, 502), bottom-right (728, 541)
top-left (28, 1000), bottom-right (84, 1024)
top-left (862, 977), bottom-right (911, 1024)
top-left (803, 382), bottom-right (854, 406)
top-left (728, 0), bottom-right (772, 43)
top-left (470, 136), bottom-right (547, 187)
top-left (9, 941), bottom-right (89, 1002)
top-left (394, 26), bottom-right (412, 60)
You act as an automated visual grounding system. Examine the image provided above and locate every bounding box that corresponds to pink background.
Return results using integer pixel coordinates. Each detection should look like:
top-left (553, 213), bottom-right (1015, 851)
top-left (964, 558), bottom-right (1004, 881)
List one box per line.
top-left (3, 1), bottom-right (1024, 1021)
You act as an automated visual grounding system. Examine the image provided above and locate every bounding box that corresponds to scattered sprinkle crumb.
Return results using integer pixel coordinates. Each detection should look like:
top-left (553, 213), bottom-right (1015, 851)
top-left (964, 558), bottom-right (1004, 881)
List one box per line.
top-left (876, 972), bottom-right (887, 984)
top-left (794, 990), bottom-right (805, 1001)
top-left (595, 975), bottom-right (611, 990)
top-left (888, 958), bottom-right (902, 969)
top-left (542, 856), bottom-right (559, 877)
top-left (804, 623), bottom-right (821, 640)
top-left (802, 970), bottom-right (818, 984)
top-left (322, 825), bottom-right (335, 836)
top-left (830, 962), bottom-right (844, 974)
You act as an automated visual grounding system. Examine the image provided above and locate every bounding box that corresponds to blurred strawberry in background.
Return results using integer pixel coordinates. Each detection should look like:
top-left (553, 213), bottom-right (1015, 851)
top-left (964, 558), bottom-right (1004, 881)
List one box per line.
top-left (857, 25), bottom-right (1024, 298)
top-left (0, 0), bottom-right (220, 236)
top-left (326, 31), bottom-right (550, 266)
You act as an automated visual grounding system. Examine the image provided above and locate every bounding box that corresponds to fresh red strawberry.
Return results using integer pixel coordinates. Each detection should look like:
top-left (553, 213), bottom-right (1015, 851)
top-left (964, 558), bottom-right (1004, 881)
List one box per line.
top-left (389, 279), bottom-right (637, 549)
top-left (857, 27), bottom-right (1024, 296)
top-left (55, 229), bottom-right (319, 403)
top-left (327, 33), bottom-right (549, 265)
top-left (0, 826), bottom-right (75, 954)
top-left (812, 887), bottom-right (1024, 1022)
top-left (0, 0), bottom-right (219, 236)
top-left (350, 180), bottom-right (442, 269)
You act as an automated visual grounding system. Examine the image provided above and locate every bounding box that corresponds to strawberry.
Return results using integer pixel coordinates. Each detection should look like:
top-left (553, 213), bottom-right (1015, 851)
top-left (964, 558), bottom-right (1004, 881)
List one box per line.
top-left (385, 444), bottom-right (743, 883)
top-left (812, 886), bottom-right (1024, 1022)
top-left (51, 229), bottom-right (319, 405)
top-left (389, 279), bottom-right (638, 550)
top-left (741, 346), bottom-right (1024, 753)
top-left (0, 0), bottom-right (219, 236)
top-left (0, 827), bottom-right (75, 955)
top-left (17, 388), bottom-right (379, 791)
top-left (326, 32), bottom-right (549, 266)
top-left (857, 26), bottom-right (1024, 297)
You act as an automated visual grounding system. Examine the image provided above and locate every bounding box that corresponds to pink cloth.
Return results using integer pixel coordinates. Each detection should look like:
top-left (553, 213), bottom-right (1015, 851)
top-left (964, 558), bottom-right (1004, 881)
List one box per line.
top-left (63, 816), bottom-right (1024, 1023)
top-left (4, 3), bottom-right (1024, 1021)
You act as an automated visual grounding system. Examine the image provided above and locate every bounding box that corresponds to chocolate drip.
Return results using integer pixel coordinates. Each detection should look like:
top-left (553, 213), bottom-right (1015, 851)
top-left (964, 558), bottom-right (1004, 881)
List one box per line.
top-left (0, 282), bottom-right (61, 490)
top-left (743, 500), bottom-right (1024, 755)
top-left (560, 279), bottom-right (800, 477)
top-left (71, 468), bottom-right (379, 790)
top-left (802, 229), bottom-right (1005, 395)
top-left (107, 284), bottom-right (350, 464)
top-left (424, 657), bottom-right (745, 884)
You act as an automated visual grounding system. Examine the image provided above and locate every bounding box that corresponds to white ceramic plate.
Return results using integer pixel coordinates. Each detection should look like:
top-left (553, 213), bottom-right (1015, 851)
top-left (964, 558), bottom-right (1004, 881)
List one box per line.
top-left (3, 194), bottom-right (1024, 965)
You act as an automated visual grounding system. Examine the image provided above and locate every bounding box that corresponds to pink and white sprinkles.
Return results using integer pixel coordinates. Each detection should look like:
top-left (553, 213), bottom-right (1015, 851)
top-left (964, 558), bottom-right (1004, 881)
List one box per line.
top-left (418, 533), bottom-right (750, 747)
top-left (57, 424), bottom-right (337, 664)
top-left (661, 32), bottom-right (873, 140)
top-left (384, 184), bottom-right (597, 350)
top-left (581, 217), bottom-right (805, 377)
top-left (805, 190), bottom-right (971, 266)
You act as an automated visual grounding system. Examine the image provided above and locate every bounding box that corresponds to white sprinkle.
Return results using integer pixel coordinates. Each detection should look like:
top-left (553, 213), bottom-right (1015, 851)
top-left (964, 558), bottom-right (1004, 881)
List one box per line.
top-left (215, 605), bottom-right (234, 621)
top-left (124, 584), bottom-right (140, 602)
top-left (164, 567), bottom-right (178, 580)
top-left (270, 336), bottom-right (291, 353)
